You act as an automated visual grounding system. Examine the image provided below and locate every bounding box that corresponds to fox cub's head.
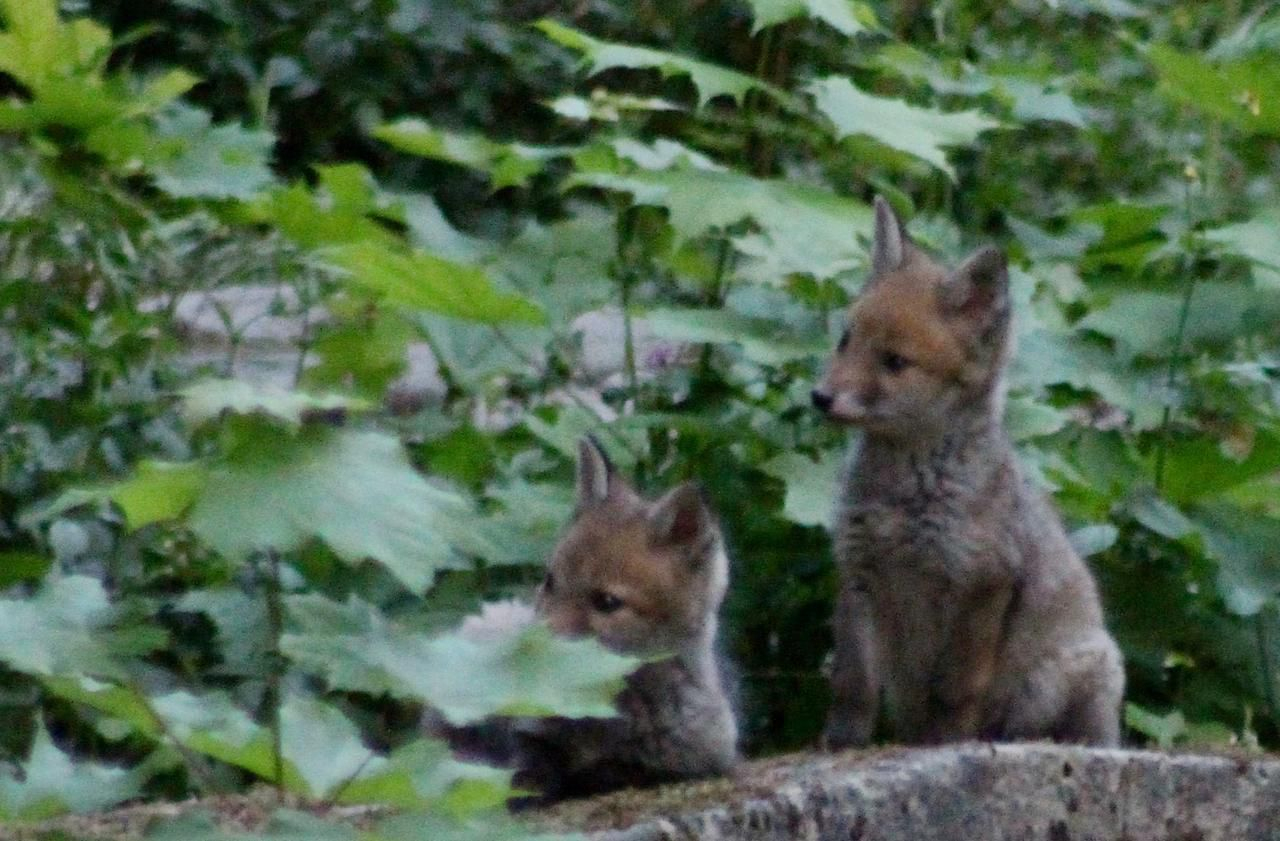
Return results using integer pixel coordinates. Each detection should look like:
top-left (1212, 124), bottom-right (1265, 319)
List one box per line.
top-left (537, 437), bottom-right (728, 657)
top-left (812, 196), bottom-right (1011, 439)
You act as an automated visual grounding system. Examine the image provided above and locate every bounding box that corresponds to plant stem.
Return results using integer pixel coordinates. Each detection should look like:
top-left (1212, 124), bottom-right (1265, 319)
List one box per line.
top-left (1153, 177), bottom-right (1200, 491)
top-left (1255, 607), bottom-right (1280, 730)
top-left (618, 209), bottom-right (640, 399)
top-left (263, 549), bottom-right (286, 799)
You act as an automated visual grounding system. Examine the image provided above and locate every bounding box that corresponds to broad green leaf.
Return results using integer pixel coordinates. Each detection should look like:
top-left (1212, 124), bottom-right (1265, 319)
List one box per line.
top-left (536, 19), bottom-right (792, 108)
top-left (1148, 45), bottom-right (1280, 135)
top-left (573, 165), bottom-right (872, 280)
top-left (1194, 505), bottom-right (1280, 616)
top-left (0, 721), bottom-right (145, 820)
top-left (105, 460), bottom-right (207, 530)
top-left (644, 308), bottom-right (827, 366)
top-left (1004, 395), bottom-right (1069, 441)
top-left (1009, 327), bottom-right (1164, 430)
top-left (146, 104), bottom-right (276, 200)
top-left (1068, 523), bottom-right (1118, 557)
top-left (524, 405), bottom-right (645, 471)
top-left (177, 588), bottom-right (271, 677)
top-left (152, 692), bottom-right (379, 798)
top-left (337, 738), bottom-right (511, 811)
top-left (0, 550), bottom-right (51, 587)
top-left (1157, 428), bottom-right (1280, 506)
top-left (1125, 703), bottom-right (1186, 749)
top-left (0, 575), bottom-right (127, 680)
top-left (807, 76), bottom-right (1002, 179)
top-left (248, 166), bottom-right (399, 250)
top-left (760, 450), bottom-right (841, 527)
top-left (330, 241), bottom-right (546, 326)
top-left (1205, 209), bottom-right (1280, 284)
top-left (179, 378), bottom-right (368, 431)
top-left (374, 119), bottom-right (557, 189)
top-left (746, 0), bottom-right (875, 35)
top-left (147, 810), bottom-right (360, 841)
top-left (282, 595), bottom-right (639, 724)
top-left (277, 695), bottom-right (380, 799)
top-left (1126, 493), bottom-right (1194, 540)
top-left (189, 425), bottom-right (472, 591)
top-left (1078, 283), bottom-right (1276, 357)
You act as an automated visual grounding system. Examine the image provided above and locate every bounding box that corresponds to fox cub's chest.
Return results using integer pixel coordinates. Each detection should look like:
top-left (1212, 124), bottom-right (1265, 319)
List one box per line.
top-left (838, 497), bottom-right (970, 586)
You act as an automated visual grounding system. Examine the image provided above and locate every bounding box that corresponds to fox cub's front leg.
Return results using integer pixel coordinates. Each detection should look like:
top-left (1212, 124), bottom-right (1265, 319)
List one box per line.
top-left (823, 580), bottom-right (880, 750)
top-left (922, 579), bottom-right (1014, 743)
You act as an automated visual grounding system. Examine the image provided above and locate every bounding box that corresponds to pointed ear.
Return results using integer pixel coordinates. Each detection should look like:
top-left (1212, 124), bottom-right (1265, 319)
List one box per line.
top-left (648, 482), bottom-right (714, 550)
top-left (939, 245), bottom-right (1010, 333)
top-left (576, 435), bottom-right (614, 509)
top-left (870, 195), bottom-right (910, 277)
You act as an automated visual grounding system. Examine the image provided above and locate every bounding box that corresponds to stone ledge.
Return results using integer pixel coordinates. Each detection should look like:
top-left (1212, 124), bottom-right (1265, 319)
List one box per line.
top-left (537, 744), bottom-right (1280, 841)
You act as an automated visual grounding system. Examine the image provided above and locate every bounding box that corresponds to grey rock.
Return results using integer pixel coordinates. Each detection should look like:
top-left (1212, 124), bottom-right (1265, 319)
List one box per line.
top-left (536, 744), bottom-right (1280, 841)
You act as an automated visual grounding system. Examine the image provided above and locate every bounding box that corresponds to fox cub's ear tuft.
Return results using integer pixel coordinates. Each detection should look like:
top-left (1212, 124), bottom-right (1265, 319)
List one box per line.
top-left (940, 245), bottom-right (1009, 334)
top-left (648, 481), bottom-right (714, 550)
top-left (576, 435), bottom-right (615, 509)
top-left (870, 195), bottom-right (911, 277)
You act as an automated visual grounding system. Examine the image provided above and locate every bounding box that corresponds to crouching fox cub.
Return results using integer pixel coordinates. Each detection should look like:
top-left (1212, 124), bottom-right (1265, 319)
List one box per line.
top-left (438, 436), bottom-right (738, 805)
top-left (812, 197), bottom-right (1124, 749)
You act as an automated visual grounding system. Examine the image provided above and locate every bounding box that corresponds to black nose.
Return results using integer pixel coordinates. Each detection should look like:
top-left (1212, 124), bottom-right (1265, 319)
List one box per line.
top-left (811, 389), bottom-right (833, 412)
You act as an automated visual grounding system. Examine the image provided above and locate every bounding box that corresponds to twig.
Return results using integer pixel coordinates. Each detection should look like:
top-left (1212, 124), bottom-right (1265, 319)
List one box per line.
top-left (1154, 176), bottom-right (1201, 490)
top-left (263, 549), bottom-right (287, 799)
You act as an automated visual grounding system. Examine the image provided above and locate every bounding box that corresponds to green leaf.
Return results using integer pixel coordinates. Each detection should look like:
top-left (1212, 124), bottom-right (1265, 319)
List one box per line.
top-left (1078, 283), bottom-right (1275, 357)
top-left (146, 810), bottom-right (361, 841)
top-left (0, 720), bottom-right (145, 820)
top-left (1148, 44), bottom-right (1280, 135)
top-left (282, 595), bottom-right (639, 724)
top-left (107, 460), bottom-right (208, 530)
top-left (644, 308), bottom-right (827, 366)
top-left (536, 19), bottom-right (793, 108)
top-left (0, 575), bottom-right (128, 680)
top-left (177, 588), bottom-right (271, 677)
top-left (1124, 702), bottom-right (1186, 749)
top-left (573, 165), bottom-right (872, 280)
top-left (807, 76), bottom-right (1002, 179)
top-left (330, 241), bottom-right (545, 326)
top-left (146, 104), bottom-right (276, 200)
top-left (337, 738), bottom-right (511, 811)
top-left (179, 379), bottom-right (369, 431)
top-left (1157, 428), bottom-right (1280, 506)
top-left (1068, 523), bottom-right (1118, 557)
top-left (1205, 209), bottom-right (1280, 283)
top-left (760, 450), bottom-right (841, 527)
top-left (189, 425), bottom-right (471, 591)
top-left (373, 119), bottom-right (557, 189)
top-left (746, 0), bottom-right (875, 35)
top-left (1194, 504), bottom-right (1280, 617)
top-left (1004, 395), bottom-right (1069, 441)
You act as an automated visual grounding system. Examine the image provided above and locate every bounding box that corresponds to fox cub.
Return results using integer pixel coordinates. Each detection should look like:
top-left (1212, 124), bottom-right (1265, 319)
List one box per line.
top-left (441, 436), bottom-right (738, 804)
top-left (812, 197), bottom-right (1124, 749)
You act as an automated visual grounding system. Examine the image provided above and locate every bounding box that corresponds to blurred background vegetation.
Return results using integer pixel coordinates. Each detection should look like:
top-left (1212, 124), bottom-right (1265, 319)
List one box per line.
top-left (2, 0), bottom-right (1280, 834)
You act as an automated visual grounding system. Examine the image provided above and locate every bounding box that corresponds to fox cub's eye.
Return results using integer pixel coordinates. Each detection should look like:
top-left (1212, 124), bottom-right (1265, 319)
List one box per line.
top-left (590, 590), bottom-right (624, 614)
top-left (837, 329), bottom-right (851, 352)
top-left (542, 572), bottom-right (555, 593)
top-left (880, 351), bottom-right (910, 373)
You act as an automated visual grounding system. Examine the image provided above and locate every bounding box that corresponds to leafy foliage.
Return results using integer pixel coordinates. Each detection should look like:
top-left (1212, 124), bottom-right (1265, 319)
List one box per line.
top-left (3, 0), bottom-right (1280, 834)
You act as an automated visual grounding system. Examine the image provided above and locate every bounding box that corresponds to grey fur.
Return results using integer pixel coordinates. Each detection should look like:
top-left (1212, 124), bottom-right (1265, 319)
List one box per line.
top-left (822, 221), bottom-right (1124, 750)
top-left (440, 443), bottom-right (738, 806)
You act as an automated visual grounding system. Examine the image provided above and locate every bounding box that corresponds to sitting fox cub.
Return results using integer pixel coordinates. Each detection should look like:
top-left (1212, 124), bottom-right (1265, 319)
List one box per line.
top-left (441, 436), bottom-right (738, 804)
top-left (812, 197), bottom-right (1124, 748)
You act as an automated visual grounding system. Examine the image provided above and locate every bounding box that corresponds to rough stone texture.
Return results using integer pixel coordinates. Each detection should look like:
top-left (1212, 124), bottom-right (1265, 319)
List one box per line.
top-left (537, 744), bottom-right (1280, 841)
